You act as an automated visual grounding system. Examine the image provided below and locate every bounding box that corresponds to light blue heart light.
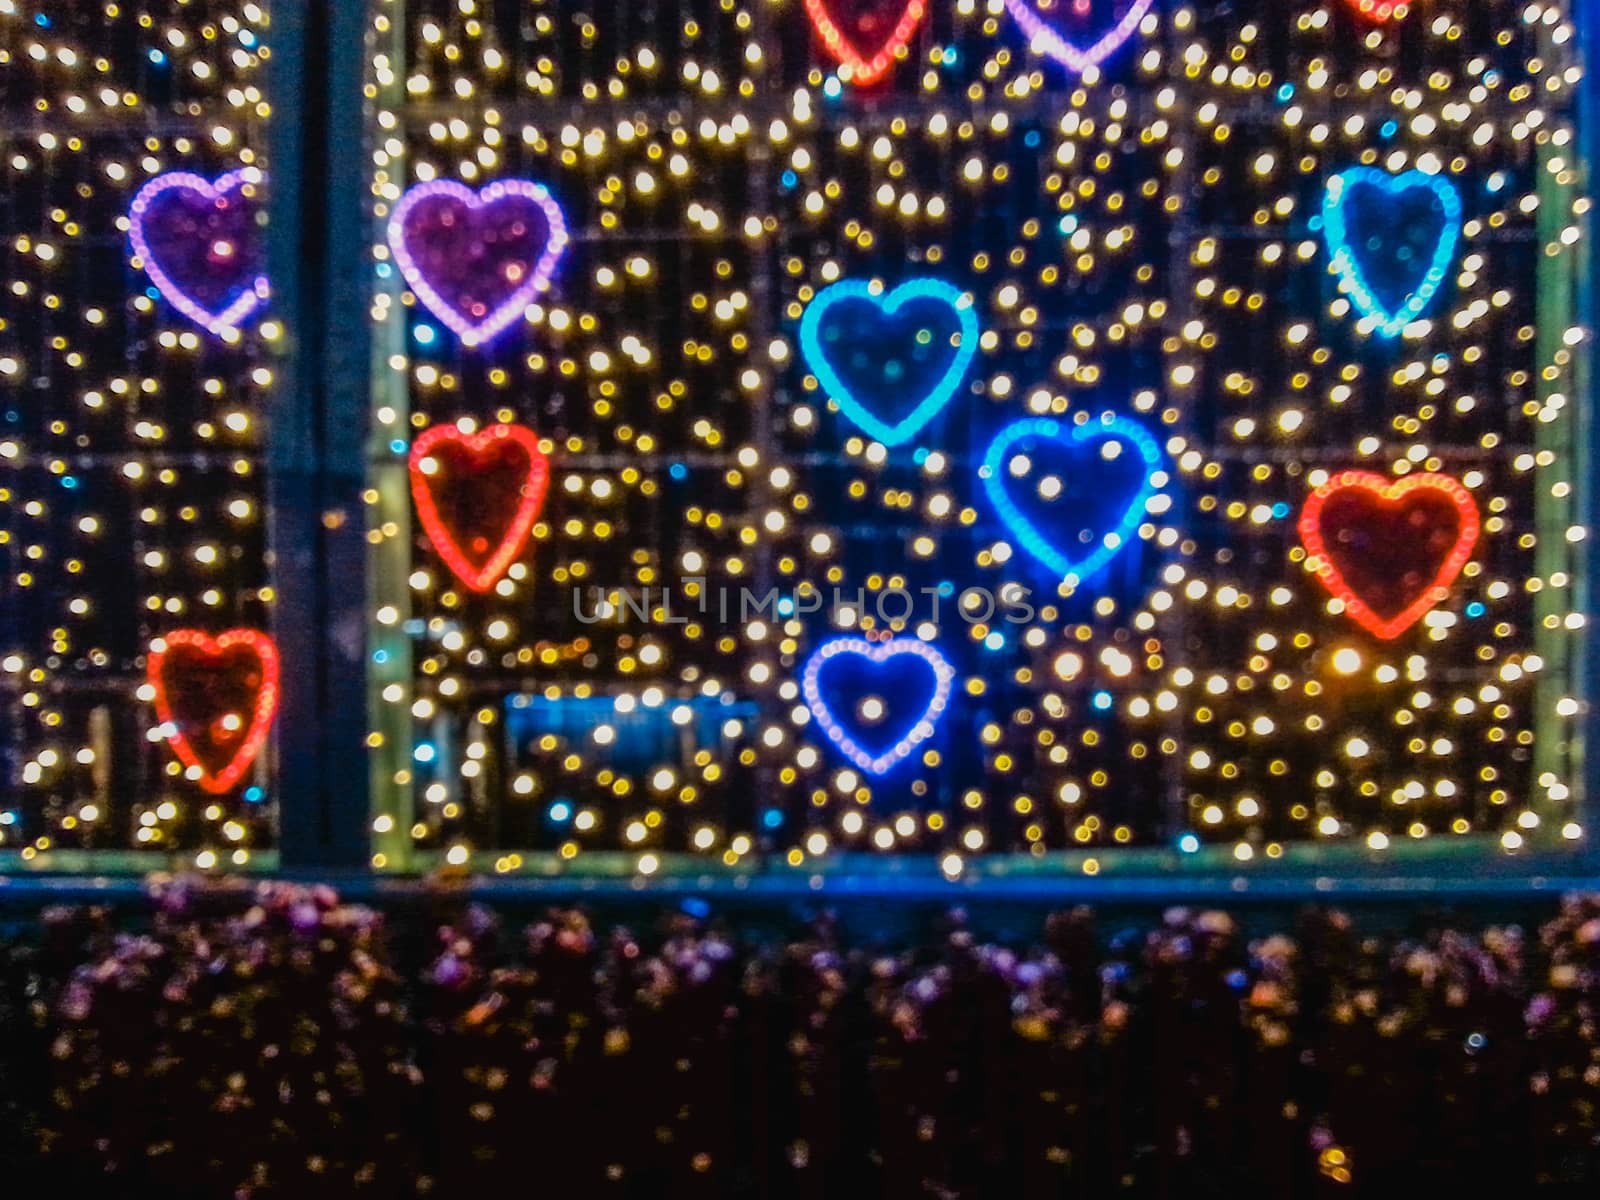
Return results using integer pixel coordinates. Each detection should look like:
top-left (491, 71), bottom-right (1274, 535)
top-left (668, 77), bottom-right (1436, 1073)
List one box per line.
top-left (799, 277), bottom-right (979, 446)
top-left (980, 413), bottom-right (1165, 583)
top-left (1322, 166), bottom-right (1462, 339)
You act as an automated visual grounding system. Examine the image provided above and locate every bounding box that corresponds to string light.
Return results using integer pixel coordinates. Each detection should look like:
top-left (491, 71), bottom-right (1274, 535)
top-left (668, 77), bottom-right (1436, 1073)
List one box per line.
top-left (1298, 471), bottom-right (1481, 641)
top-left (803, 0), bottom-right (928, 87)
top-left (798, 276), bottom-right (979, 446)
top-left (350, 0), bottom-right (1583, 869)
top-left (2, 0), bottom-right (1586, 868)
top-left (980, 414), bottom-right (1165, 583)
top-left (1004, 0), bottom-right (1156, 75)
top-left (387, 178), bottom-right (570, 347)
top-left (1347, 0), bottom-right (1409, 23)
top-left (148, 629), bottom-right (280, 796)
top-left (1321, 167), bottom-right (1462, 339)
top-left (127, 169), bottom-right (271, 339)
top-left (800, 635), bottom-right (955, 775)
top-left (409, 422), bottom-right (552, 593)
top-left (2, 0), bottom-right (275, 863)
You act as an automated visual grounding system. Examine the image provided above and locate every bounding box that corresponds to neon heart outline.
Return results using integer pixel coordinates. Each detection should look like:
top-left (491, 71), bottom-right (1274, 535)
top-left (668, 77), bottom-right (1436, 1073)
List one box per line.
top-left (799, 277), bottom-right (979, 446)
top-left (801, 636), bottom-right (955, 775)
top-left (981, 413), bottom-right (1165, 582)
top-left (128, 169), bottom-right (270, 338)
top-left (148, 628), bottom-right (280, 795)
top-left (804, 0), bottom-right (928, 86)
top-left (1003, 0), bottom-right (1155, 75)
top-left (1322, 166), bottom-right (1462, 339)
top-left (387, 178), bottom-right (571, 348)
top-left (410, 422), bottom-right (551, 593)
top-left (1298, 470), bottom-right (1481, 640)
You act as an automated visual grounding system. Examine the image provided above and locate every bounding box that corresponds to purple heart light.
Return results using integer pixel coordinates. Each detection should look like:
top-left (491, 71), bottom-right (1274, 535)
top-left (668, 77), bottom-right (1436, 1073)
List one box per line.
top-left (1003, 0), bottom-right (1155, 74)
top-left (387, 178), bottom-right (571, 348)
top-left (128, 169), bottom-right (270, 338)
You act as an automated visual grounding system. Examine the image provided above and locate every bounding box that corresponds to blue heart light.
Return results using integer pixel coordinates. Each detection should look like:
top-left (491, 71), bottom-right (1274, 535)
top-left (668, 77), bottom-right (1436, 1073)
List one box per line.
top-left (798, 277), bottom-right (979, 446)
top-left (1322, 166), bottom-right (1462, 339)
top-left (980, 413), bottom-right (1165, 583)
top-left (801, 636), bottom-right (955, 775)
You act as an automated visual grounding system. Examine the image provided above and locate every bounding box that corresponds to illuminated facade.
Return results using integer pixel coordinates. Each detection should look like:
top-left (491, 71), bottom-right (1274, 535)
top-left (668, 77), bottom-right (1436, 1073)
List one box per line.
top-left (0, 0), bottom-right (1592, 882)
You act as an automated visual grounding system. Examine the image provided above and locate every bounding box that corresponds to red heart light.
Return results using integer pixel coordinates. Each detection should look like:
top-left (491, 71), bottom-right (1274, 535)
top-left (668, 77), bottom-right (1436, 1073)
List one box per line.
top-left (148, 628), bottom-right (280, 795)
top-left (410, 422), bottom-right (551, 593)
top-left (1346, 0), bottom-right (1409, 21)
top-left (1299, 471), bottom-right (1480, 641)
top-left (805, 0), bottom-right (928, 86)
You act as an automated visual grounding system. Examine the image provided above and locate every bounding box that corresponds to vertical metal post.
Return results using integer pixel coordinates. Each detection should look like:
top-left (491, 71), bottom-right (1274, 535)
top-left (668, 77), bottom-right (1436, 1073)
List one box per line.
top-left (1532, 12), bottom-right (1580, 834)
top-left (366, 0), bottom-right (417, 871)
top-left (749, 0), bottom-right (782, 863)
top-left (1576, 0), bottom-right (1600, 861)
top-left (1160, 17), bottom-right (1198, 846)
top-left (266, 0), bottom-right (373, 869)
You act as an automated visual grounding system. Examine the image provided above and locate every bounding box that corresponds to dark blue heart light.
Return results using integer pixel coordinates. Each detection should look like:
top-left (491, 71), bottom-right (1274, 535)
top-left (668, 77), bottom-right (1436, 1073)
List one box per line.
top-left (800, 637), bottom-right (955, 775)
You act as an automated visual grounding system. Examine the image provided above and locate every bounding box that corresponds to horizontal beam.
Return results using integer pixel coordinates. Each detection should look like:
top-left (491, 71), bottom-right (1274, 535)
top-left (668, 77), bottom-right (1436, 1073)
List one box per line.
top-left (0, 866), bottom-right (1595, 911)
